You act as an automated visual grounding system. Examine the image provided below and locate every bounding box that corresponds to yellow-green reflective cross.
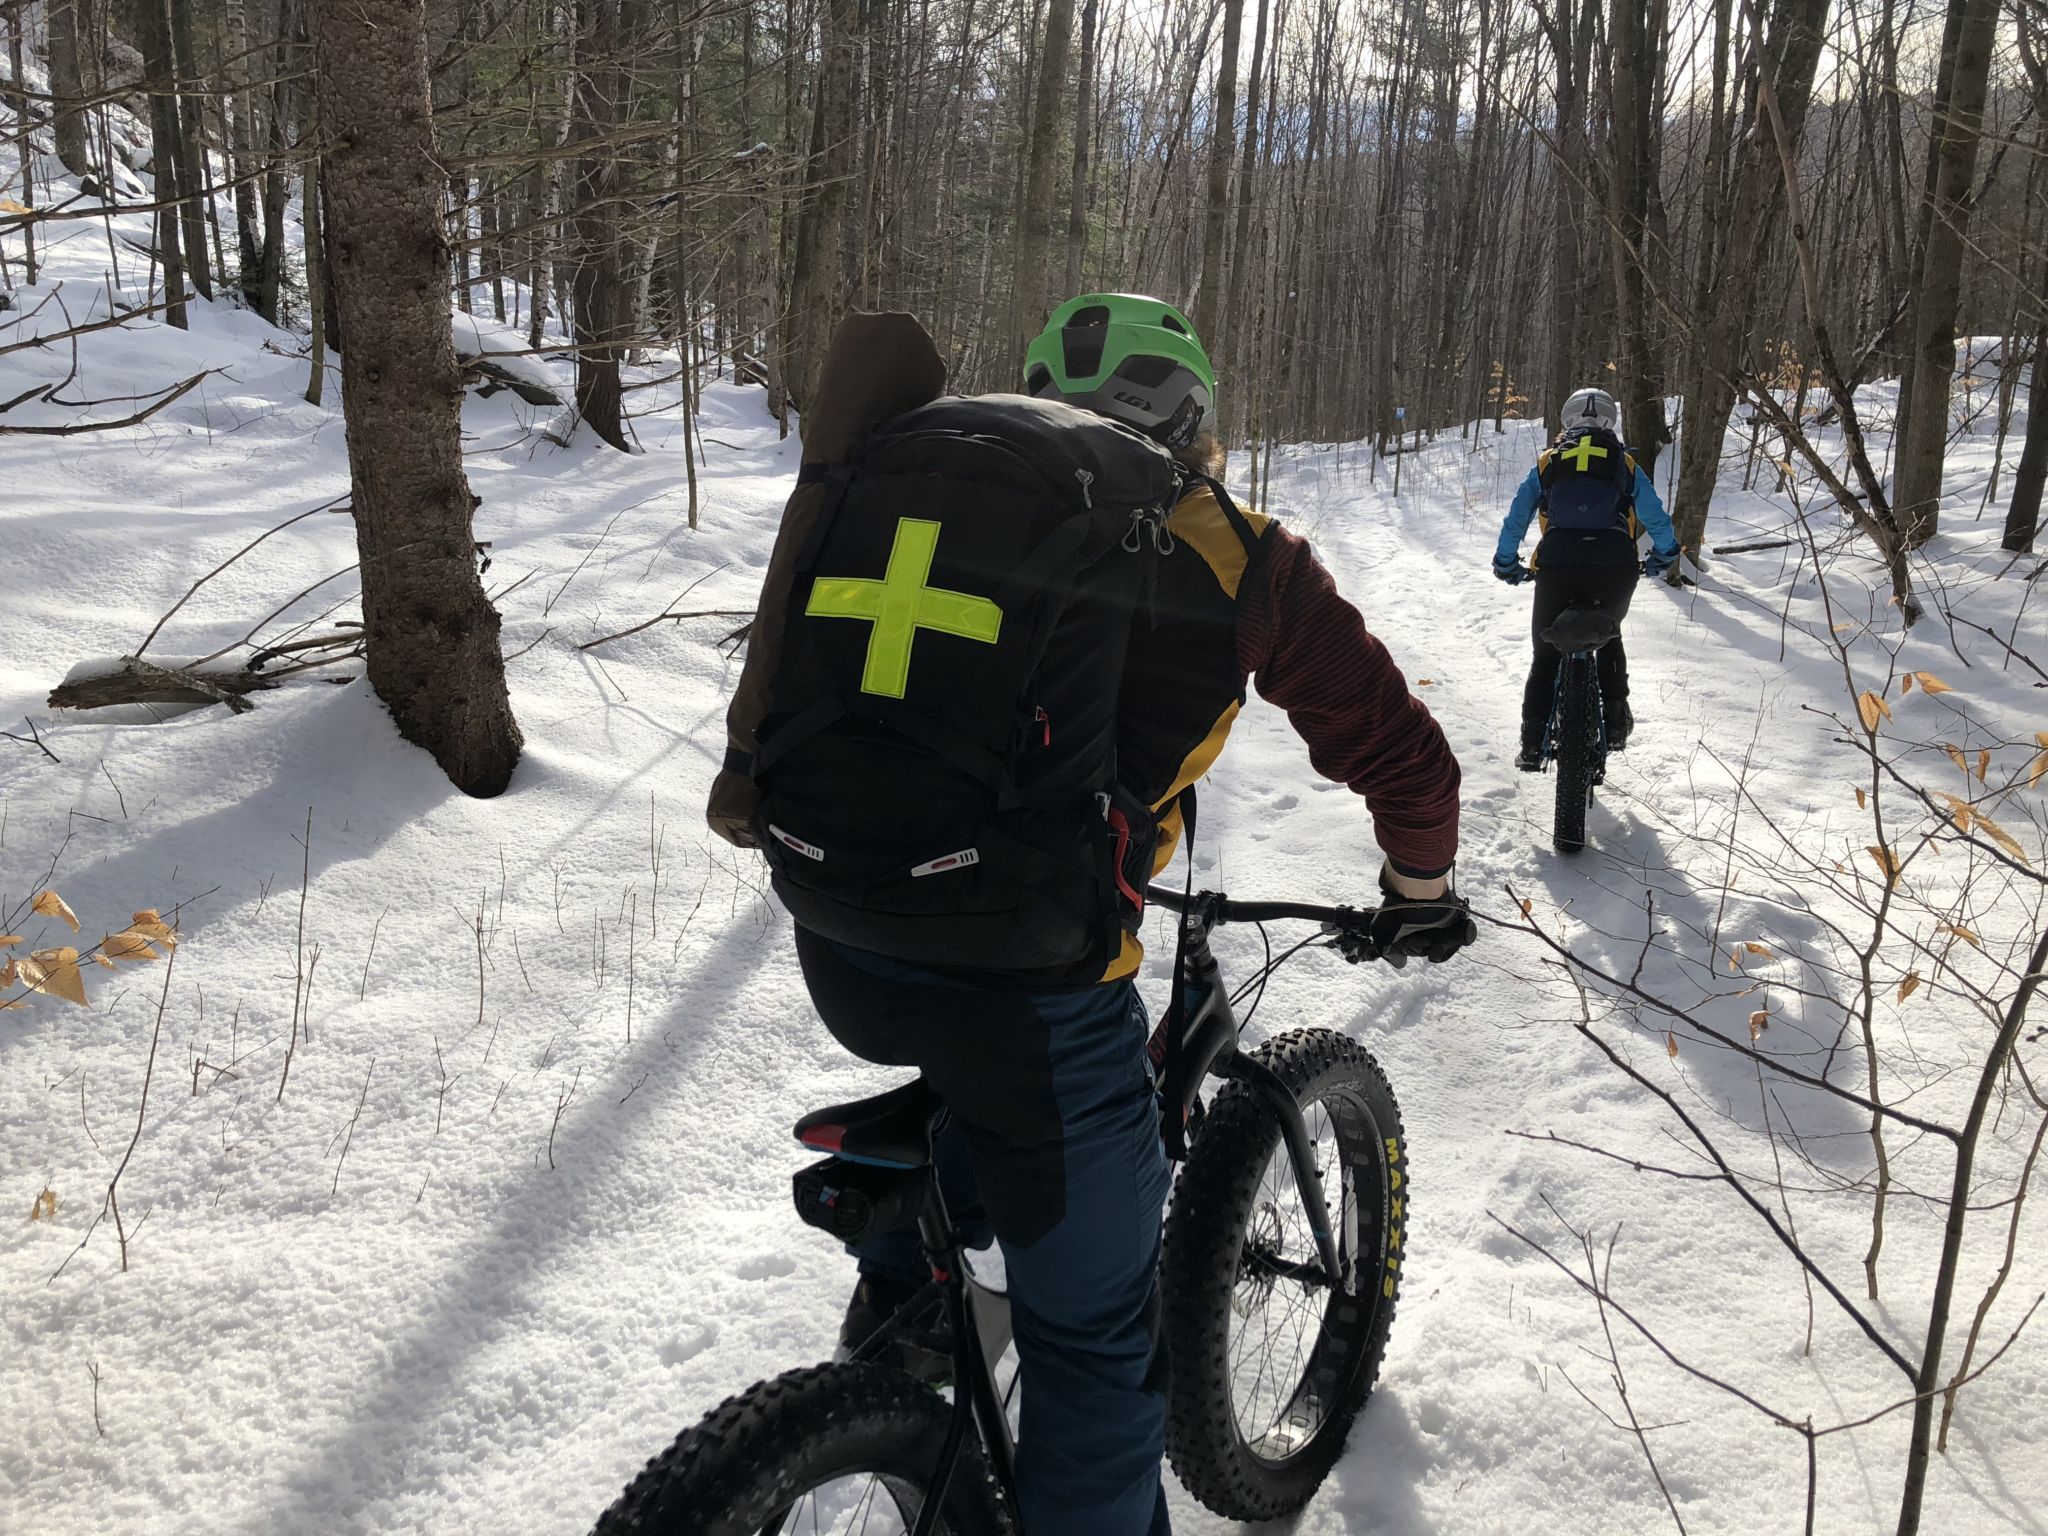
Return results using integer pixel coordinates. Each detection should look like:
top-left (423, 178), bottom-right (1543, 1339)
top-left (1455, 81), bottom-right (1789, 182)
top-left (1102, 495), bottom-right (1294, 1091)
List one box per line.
top-left (1561, 436), bottom-right (1610, 472)
top-left (805, 518), bottom-right (1002, 699)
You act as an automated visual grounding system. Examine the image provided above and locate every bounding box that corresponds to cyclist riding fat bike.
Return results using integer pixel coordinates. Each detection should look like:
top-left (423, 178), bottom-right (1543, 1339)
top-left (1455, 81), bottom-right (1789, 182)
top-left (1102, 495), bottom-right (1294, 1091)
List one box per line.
top-left (1492, 386), bottom-right (1680, 771)
top-left (705, 295), bottom-right (1474, 1536)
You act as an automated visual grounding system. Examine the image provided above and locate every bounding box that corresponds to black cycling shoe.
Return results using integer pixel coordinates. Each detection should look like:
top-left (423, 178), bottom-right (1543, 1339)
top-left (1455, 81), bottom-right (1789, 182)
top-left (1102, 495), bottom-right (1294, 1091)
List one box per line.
top-left (1605, 704), bottom-right (1634, 753)
top-left (838, 1271), bottom-right (952, 1384)
top-left (1515, 745), bottom-right (1543, 773)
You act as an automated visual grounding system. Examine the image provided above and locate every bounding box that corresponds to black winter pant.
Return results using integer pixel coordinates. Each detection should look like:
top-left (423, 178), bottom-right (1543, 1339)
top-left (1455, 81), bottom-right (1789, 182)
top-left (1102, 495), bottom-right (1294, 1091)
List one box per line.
top-left (1521, 556), bottom-right (1639, 753)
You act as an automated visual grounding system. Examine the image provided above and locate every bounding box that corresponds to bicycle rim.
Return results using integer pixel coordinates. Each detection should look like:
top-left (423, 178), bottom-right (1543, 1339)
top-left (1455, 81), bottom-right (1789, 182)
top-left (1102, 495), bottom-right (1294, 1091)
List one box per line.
top-left (1224, 1089), bottom-right (1382, 1463)
top-left (760, 1474), bottom-right (932, 1535)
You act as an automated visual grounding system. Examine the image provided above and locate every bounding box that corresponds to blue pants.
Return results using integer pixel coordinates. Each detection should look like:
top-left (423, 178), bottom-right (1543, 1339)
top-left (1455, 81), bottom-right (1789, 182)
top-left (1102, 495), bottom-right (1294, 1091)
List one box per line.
top-left (795, 928), bottom-right (1174, 1536)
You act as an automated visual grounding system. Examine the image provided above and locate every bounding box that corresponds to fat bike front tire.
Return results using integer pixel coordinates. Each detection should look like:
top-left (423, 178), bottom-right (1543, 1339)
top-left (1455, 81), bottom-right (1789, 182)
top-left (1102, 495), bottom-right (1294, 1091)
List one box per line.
top-left (1159, 1028), bottom-right (1407, 1521)
top-left (1552, 652), bottom-right (1601, 853)
top-left (590, 1361), bottom-right (1009, 1536)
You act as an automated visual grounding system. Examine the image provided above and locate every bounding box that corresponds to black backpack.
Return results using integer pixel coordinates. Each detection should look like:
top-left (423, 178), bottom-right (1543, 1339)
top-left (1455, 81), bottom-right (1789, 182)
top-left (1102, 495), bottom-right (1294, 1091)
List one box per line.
top-left (1539, 424), bottom-right (1635, 534)
top-left (748, 393), bottom-right (1184, 980)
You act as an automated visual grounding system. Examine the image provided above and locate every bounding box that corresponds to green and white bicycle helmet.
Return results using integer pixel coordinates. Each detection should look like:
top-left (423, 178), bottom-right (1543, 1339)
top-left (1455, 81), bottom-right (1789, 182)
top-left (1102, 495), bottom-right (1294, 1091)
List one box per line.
top-left (1024, 292), bottom-right (1218, 449)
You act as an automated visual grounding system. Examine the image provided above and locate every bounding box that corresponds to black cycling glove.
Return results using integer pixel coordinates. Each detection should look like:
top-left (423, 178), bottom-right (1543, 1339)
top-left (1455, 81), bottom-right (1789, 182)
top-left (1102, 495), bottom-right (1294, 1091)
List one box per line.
top-left (1356, 868), bottom-right (1478, 968)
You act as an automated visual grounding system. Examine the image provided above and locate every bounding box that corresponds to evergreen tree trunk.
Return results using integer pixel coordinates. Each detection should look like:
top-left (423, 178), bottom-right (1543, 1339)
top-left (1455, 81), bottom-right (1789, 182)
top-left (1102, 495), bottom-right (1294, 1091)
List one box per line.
top-left (1893, 0), bottom-right (2000, 547)
top-left (308, 0), bottom-right (523, 798)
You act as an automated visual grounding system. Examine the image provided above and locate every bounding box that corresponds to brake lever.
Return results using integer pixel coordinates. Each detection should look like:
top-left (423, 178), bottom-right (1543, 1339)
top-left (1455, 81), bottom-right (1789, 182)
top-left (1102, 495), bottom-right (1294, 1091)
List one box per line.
top-left (1325, 912), bottom-right (1408, 970)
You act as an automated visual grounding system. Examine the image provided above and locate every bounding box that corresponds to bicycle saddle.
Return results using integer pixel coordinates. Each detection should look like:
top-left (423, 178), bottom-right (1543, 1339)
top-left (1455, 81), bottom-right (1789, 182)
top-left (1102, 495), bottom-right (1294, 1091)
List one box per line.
top-left (1541, 602), bottom-right (1622, 655)
top-left (794, 1079), bottom-right (943, 1169)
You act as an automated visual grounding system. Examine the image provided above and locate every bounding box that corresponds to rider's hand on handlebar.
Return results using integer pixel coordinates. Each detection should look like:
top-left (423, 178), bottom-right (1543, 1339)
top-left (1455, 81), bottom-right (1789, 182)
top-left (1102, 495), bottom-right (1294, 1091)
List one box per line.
top-left (1350, 865), bottom-right (1478, 968)
top-left (1491, 554), bottom-right (1530, 586)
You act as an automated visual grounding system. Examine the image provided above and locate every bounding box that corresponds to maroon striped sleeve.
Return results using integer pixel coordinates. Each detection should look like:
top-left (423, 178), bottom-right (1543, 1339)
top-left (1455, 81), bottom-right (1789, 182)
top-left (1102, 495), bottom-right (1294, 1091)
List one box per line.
top-left (1235, 525), bottom-right (1463, 877)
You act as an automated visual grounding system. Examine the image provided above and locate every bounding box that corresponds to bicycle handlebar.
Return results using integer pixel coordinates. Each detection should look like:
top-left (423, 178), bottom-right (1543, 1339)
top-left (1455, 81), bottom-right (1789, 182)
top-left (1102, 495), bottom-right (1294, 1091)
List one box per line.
top-left (1145, 884), bottom-right (1374, 930)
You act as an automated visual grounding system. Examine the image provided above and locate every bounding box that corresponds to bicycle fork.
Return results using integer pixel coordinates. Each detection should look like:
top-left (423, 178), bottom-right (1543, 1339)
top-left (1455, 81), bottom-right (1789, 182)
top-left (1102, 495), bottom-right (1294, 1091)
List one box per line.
top-left (1170, 918), bottom-right (1349, 1293)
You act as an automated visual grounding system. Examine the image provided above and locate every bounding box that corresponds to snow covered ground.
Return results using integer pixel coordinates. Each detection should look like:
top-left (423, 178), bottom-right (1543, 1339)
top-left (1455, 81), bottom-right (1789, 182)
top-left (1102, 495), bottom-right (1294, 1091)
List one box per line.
top-left (6, 106), bottom-right (2048, 1536)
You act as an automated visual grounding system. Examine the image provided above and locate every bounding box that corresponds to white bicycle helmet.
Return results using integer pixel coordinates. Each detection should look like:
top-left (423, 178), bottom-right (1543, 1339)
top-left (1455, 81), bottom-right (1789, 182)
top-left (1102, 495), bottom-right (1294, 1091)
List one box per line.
top-left (1560, 387), bottom-right (1621, 437)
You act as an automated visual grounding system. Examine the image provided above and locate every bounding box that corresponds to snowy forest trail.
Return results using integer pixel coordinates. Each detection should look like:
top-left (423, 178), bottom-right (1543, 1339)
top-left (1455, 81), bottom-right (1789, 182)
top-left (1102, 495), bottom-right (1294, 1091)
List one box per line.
top-left (5, 214), bottom-right (2048, 1533)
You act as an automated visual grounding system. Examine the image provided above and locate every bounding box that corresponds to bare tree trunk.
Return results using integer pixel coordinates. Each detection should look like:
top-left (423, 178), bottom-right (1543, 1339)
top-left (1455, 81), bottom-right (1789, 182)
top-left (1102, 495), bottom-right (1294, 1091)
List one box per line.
top-left (1008, 0), bottom-right (1075, 370)
top-left (1670, 0), bottom-right (1832, 564)
top-left (48, 0), bottom-right (93, 177)
top-left (1191, 0), bottom-right (1243, 348)
top-left (131, 0), bottom-right (189, 327)
top-left (1605, 0), bottom-right (1669, 471)
top-left (228, 0), bottom-right (264, 304)
top-left (784, 0), bottom-right (860, 411)
top-left (169, 0), bottom-right (214, 300)
top-left (568, 0), bottom-right (637, 450)
top-left (2005, 314), bottom-right (2046, 551)
top-left (308, 0), bottom-right (523, 797)
top-left (1893, 0), bottom-right (2000, 547)
top-left (1063, 0), bottom-right (1098, 295)
top-left (303, 152), bottom-right (325, 405)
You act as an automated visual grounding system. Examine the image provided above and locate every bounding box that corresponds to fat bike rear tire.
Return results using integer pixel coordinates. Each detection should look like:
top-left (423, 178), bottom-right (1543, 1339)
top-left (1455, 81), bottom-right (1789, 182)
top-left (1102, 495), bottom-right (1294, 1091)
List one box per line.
top-left (590, 1361), bottom-right (1009, 1536)
top-left (1160, 1028), bottom-right (1407, 1521)
top-left (1552, 652), bottom-right (1601, 853)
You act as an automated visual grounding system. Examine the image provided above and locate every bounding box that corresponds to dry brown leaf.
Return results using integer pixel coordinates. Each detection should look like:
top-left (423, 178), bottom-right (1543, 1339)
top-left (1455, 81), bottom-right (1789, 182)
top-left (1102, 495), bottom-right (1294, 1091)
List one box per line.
top-left (1744, 941), bottom-right (1772, 957)
top-left (31, 890), bottom-right (80, 933)
top-left (1898, 972), bottom-right (1922, 1003)
top-left (1976, 749), bottom-right (1991, 783)
top-left (1868, 844), bottom-right (1900, 882)
top-left (1944, 743), bottom-right (1969, 774)
top-left (28, 1188), bottom-right (57, 1222)
top-left (89, 952), bottom-right (115, 970)
top-left (1974, 810), bottom-right (2032, 866)
top-left (1936, 792), bottom-right (1975, 832)
top-left (1748, 1009), bottom-right (1769, 1040)
top-left (1901, 672), bottom-right (1913, 694)
top-left (102, 929), bottom-right (163, 964)
top-left (1913, 671), bottom-right (1953, 695)
top-left (25, 948), bottom-right (86, 1006)
top-left (128, 911), bottom-right (177, 948)
top-left (1857, 691), bottom-right (1891, 732)
top-left (0, 934), bottom-right (20, 948)
top-left (1665, 1031), bottom-right (1679, 1059)
top-left (1518, 898), bottom-right (1533, 919)
top-left (0, 957), bottom-right (16, 988)
top-left (2028, 751), bottom-right (2047, 790)
top-left (1941, 923), bottom-right (1982, 948)
top-left (1855, 786), bottom-right (1868, 810)
top-left (1416, 678), bottom-right (1437, 686)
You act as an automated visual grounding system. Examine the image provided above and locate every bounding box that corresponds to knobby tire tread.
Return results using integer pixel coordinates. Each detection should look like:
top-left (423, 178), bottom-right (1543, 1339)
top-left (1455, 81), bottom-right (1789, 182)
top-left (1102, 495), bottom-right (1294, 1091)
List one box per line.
top-left (1553, 653), bottom-right (1598, 852)
top-left (1160, 1028), bottom-right (1405, 1522)
top-left (590, 1360), bottom-right (1008, 1536)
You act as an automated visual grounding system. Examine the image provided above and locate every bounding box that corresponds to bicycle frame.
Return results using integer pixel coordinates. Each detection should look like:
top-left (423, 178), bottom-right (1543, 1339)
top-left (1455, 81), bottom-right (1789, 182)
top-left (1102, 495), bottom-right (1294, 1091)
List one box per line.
top-left (821, 887), bottom-right (1370, 1536)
